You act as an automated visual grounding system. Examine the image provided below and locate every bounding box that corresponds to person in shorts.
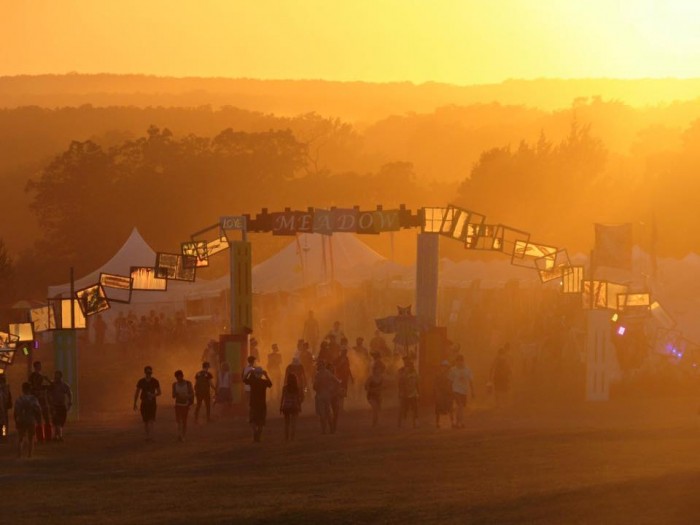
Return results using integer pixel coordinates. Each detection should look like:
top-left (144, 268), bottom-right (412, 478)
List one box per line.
top-left (47, 371), bottom-right (72, 442)
top-left (133, 366), bottom-right (161, 441)
top-left (449, 354), bottom-right (475, 429)
top-left (14, 382), bottom-right (41, 459)
top-left (194, 362), bottom-right (214, 424)
top-left (172, 370), bottom-right (194, 442)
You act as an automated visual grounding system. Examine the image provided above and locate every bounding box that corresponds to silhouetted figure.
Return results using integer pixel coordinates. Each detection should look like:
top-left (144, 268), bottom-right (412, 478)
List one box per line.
top-left (47, 370), bottom-right (72, 441)
top-left (434, 361), bottom-right (453, 429)
top-left (365, 366), bottom-right (383, 427)
top-left (194, 362), bottom-right (214, 423)
top-left (397, 356), bottom-right (419, 428)
top-left (244, 367), bottom-right (272, 442)
top-left (280, 374), bottom-right (302, 441)
top-left (284, 357), bottom-right (307, 410)
top-left (313, 362), bottom-right (339, 435)
top-left (14, 382), bottom-right (41, 459)
top-left (267, 344), bottom-right (283, 401)
top-left (449, 354), bottom-right (475, 429)
top-left (215, 361), bottom-right (232, 414)
top-left (28, 361), bottom-right (51, 442)
top-left (133, 366), bottom-right (161, 441)
top-left (491, 344), bottom-right (512, 407)
top-left (172, 370), bottom-right (194, 442)
top-left (303, 310), bottom-right (320, 353)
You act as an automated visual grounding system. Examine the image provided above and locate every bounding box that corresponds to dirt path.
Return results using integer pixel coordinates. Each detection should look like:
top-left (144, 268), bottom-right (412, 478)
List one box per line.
top-left (1, 398), bottom-right (700, 524)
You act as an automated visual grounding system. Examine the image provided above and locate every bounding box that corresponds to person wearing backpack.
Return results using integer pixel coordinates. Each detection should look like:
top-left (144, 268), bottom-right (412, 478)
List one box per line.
top-left (279, 373), bottom-right (301, 441)
top-left (172, 370), bottom-right (194, 442)
top-left (194, 362), bottom-right (214, 424)
top-left (14, 382), bottom-right (41, 459)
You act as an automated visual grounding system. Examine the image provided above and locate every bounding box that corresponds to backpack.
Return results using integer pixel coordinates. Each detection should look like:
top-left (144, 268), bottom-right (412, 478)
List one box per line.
top-left (15, 396), bottom-right (36, 427)
top-left (282, 388), bottom-right (299, 412)
top-left (195, 371), bottom-right (211, 393)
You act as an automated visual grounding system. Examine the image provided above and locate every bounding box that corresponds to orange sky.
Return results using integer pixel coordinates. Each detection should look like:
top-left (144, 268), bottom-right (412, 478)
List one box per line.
top-left (2, 0), bottom-right (700, 83)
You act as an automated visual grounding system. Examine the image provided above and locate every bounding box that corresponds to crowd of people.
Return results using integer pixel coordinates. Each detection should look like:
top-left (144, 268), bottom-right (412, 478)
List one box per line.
top-left (0, 313), bottom-right (513, 456)
top-left (0, 360), bottom-right (73, 458)
top-left (127, 316), bottom-right (512, 445)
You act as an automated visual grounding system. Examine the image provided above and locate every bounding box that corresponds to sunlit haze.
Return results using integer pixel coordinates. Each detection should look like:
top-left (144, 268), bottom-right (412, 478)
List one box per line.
top-left (3, 0), bottom-right (700, 83)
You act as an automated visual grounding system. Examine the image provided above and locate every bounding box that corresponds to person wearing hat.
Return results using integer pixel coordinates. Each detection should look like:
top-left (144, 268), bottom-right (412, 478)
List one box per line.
top-left (194, 362), bottom-right (215, 424)
top-left (434, 360), bottom-right (453, 429)
top-left (397, 356), bottom-right (419, 428)
top-left (243, 366), bottom-right (272, 442)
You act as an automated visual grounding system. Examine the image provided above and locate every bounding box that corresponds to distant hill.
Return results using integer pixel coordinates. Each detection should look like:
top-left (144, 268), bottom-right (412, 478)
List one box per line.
top-left (3, 74), bottom-right (700, 122)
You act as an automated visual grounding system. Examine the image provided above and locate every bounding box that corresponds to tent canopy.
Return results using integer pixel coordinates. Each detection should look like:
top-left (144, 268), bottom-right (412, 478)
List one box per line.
top-left (48, 228), bottom-right (197, 304)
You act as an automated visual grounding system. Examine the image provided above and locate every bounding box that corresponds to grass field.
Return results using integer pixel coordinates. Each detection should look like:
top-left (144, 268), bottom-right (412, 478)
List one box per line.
top-left (2, 395), bottom-right (700, 524)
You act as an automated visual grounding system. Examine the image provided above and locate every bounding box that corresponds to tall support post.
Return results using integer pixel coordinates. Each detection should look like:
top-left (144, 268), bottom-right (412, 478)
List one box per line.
top-left (416, 232), bottom-right (440, 386)
top-left (416, 233), bottom-right (439, 329)
top-left (585, 310), bottom-right (618, 401)
top-left (225, 221), bottom-right (252, 414)
top-left (55, 267), bottom-right (79, 420)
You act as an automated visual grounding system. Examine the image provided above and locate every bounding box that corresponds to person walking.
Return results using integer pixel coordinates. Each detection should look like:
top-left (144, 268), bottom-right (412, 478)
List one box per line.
top-left (491, 345), bottom-right (512, 407)
top-left (267, 344), bottom-right (283, 402)
top-left (284, 357), bottom-right (307, 410)
top-left (47, 371), bottom-right (72, 442)
top-left (133, 366), bottom-right (161, 441)
top-left (449, 355), bottom-right (475, 429)
top-left (434, 361), bottom-right (453, 429)
top-left (365, 366), bottom-right (383, 428)
top-left (243, 367), bottom-right (272, 442)
top-left (28, 361), bottom-right (52, 442)
top-left (172, 370), bottom-right (194, 442)
top-left (194, 362), bottom-right (215, 424)
top-left (280, 374), bottom-right (302, 441)
top-left (303, 310), bottom-right (320, 353)
top-left (215, 361), bottom-right (232, 414)
top-left (243, 355), bottom-right (257, 406)
top-left (313, 362), bottom-right (340, 434)
top-left (14, 382), bottom-right (41, 459)
top-left (397, 356), bottom-right (419, 428)
top-left (334, 345), bottom-right (354, 413)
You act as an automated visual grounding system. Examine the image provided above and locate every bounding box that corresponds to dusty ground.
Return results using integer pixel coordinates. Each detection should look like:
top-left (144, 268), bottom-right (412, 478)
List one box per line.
top-left (2, 395), bottom-right (700, 525)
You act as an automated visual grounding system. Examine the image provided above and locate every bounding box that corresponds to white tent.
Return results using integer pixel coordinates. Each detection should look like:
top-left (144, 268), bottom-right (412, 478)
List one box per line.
top-left (185, 233), bottom-right (408, 299)
top-left (48, 228), bottom-right (200, 307)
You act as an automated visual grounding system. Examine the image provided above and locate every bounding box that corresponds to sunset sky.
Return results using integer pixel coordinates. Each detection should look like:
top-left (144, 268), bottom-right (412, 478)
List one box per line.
top-left (2, 0), bottom-right (700, 84)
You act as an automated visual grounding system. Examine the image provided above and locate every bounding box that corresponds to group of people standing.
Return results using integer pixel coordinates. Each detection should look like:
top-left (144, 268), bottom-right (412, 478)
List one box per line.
top-left (0, 360), bottom-right (73, 458)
